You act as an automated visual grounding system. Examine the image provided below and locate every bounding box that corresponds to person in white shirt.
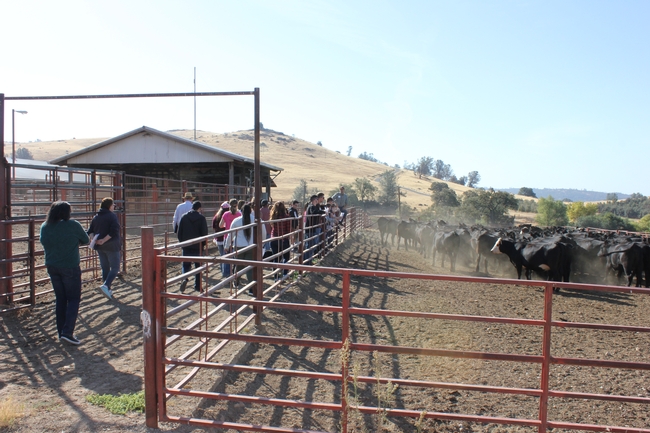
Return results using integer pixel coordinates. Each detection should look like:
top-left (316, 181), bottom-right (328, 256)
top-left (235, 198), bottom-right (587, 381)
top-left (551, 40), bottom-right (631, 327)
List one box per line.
top-left (173, 192), bottom-right (194, 233)
top-left (224, 203), bottom-right (266, 294)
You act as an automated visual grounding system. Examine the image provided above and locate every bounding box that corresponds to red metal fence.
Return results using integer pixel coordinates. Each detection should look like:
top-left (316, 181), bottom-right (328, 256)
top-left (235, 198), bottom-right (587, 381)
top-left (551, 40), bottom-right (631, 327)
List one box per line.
top-left (141, 219), bottom-right (650, 433)
top-left (0, 162), bottom-right (254, 312)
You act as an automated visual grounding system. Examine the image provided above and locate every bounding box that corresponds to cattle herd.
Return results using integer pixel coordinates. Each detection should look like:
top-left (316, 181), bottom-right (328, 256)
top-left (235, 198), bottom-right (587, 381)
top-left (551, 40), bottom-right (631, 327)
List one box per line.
top-left (377, 216), bottom-right (650, 288)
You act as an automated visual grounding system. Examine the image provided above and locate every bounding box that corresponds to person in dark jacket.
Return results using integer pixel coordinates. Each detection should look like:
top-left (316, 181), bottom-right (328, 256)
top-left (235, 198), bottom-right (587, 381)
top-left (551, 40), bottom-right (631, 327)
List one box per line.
top-left (40, 201), bottom-right (89, 345)
top-left (177, 200), bottom-right (208, 292)
top-left (87, 197), bottom-right (121, 301)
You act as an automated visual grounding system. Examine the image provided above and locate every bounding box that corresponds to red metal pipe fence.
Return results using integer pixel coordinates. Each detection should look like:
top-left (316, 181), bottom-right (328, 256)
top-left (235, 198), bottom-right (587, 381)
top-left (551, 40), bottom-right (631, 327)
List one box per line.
top-left (141, 219), bottom-right (650, 433)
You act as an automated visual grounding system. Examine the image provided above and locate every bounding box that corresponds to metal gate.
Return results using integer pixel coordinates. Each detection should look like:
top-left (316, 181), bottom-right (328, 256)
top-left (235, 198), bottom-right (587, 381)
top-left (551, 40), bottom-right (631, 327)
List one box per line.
top-left (141, 218), bottom-right (650, 433)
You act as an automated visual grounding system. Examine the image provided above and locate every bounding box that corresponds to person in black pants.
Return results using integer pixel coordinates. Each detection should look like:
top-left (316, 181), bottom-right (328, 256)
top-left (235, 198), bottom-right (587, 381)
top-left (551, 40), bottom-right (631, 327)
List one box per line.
top-left (177, 201), bottom-right (208, 292)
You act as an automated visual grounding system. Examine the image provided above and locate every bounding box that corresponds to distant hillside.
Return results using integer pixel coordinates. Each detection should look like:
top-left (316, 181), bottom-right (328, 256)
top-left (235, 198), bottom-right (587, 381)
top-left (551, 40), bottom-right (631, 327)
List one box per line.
top-left (499, 188), bottom-right (630, 202)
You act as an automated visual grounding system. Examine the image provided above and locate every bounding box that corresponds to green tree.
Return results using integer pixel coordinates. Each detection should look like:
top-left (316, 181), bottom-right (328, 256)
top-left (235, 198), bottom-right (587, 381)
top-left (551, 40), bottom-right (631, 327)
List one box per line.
top-left (432, 160), bottom-right (452, 180)
top-left (292, 179), bottom-right (309, 204)
top-left (415, 156), bottom-right (435, 177)
top-left (566, 201), bottom-right (598, 223)
top-left (517, 199), bottom-right (538, 213)
top-left (346, 146), bottom-right (353, 156)
top-left (353, 177), bottom-right (377, 208)
top-left (432, 187), bottom-right (460, 208)
top-left (466, 171), bottom-right (481, 188)
top-left (636, 214), bottom-right (650, 232)
top-left (377, 169), bottom-right (399, 206)
top-left (358, 152), bottom-right (379, 163)
top-left (16, 147), bottom-right (34, 160)
top-left (536, 196), bottom-right (568, 226)
top-left (459, 188), bottom-right (517, 225)
top-left (517, 187), bottom-right (536, 198)
top-left (606, 193), bottom-right (618, 203)
top-left (576, 213), bottom-right (635, 231)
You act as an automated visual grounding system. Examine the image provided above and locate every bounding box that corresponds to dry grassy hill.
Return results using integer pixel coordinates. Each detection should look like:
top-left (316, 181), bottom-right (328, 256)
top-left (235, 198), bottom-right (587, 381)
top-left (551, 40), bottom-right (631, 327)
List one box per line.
top-left (12, 129), bottom-right (535, 218)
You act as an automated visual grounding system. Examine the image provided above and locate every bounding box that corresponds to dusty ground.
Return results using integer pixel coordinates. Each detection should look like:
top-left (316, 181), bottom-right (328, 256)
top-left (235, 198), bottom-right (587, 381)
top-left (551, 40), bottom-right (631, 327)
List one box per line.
top-left (1, 227), bottom-right (649, 432)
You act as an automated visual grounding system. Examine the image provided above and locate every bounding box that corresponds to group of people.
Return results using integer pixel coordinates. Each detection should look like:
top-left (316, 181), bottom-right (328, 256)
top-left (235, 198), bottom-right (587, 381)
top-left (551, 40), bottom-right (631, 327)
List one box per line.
top-left (37, 187), bottom-right (349, 347)
top-left (174, 186), bottom-right (349, 293)
top-left (40, 197), bottom-right (122, 346)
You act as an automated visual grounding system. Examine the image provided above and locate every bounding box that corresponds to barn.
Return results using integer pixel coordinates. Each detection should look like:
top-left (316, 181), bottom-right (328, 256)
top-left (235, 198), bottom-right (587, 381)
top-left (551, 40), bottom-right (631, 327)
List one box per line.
top-left (49, 125), bottom-right (283, 198)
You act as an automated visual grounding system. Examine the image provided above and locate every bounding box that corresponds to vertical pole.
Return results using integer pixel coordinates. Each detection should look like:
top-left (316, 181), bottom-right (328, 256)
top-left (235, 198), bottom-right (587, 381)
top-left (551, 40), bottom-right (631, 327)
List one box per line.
top-left (11, 109), bottom-right (15, 180)
top-left (28, 219), bottom-right (36, 307)
top-left (298, 212), bottom-right (305, 268)
top-left (253, 88), bottom-right (263, 325)
top-left (193, 67), bottom-right (197, 141)
top-left (340, 271), bottom-right (351, 433)
top-left (398, 186), bottom-right (401, 220)
top-left (538, 283), bottom-right (553, 432)
top-left (0, 93), bottom-right (8, 305)
top-left (141, 227), bottom-right (158, 428)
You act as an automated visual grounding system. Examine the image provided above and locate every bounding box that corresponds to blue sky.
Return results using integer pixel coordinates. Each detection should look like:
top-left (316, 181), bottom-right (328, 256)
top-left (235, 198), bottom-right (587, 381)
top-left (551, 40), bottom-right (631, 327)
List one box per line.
top-left (2, 0), bottom-right (648, 195)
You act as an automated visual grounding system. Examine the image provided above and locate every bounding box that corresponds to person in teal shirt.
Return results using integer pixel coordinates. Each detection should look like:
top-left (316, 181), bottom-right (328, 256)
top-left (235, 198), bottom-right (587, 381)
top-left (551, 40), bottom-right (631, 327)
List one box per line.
top-left (40, 201), bottom-right (89, 345)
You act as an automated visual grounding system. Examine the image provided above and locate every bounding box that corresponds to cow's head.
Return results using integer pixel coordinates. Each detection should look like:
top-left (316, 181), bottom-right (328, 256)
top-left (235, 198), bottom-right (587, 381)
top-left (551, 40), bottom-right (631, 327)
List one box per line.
top-left (491, 238), bottom-right (503, 254)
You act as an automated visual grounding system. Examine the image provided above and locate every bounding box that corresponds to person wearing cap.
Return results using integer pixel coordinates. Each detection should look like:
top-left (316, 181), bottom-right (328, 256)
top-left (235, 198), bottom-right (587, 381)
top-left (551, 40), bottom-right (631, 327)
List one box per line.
top-left (173, 192), bottom-right (194, 233)
top-left (332, 186), bottom-right (348, 224)
top-left (212, 201), bottom-right (231, 277)
top-left (177, 201), bottom-right (208, 292)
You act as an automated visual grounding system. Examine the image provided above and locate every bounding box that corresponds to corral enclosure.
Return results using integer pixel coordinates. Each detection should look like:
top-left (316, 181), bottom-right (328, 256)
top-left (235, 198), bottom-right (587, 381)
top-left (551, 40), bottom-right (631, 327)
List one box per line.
top-left (155, 229), bottom-right (650, 432)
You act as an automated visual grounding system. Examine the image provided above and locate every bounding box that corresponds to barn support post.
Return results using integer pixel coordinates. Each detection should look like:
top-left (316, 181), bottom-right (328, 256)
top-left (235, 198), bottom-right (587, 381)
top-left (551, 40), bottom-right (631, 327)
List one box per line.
top-left (537, 282), bottom-right (554, 432)
top-left (253, 88), bottom-right (263, 326)
top-left (141, 227), bottom-right (159, 428)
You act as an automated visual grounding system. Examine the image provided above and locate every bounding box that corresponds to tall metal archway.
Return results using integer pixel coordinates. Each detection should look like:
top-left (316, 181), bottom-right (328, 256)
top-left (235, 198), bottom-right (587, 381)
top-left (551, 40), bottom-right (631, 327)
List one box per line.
top-left (0, 89), bottom-right (262, 304)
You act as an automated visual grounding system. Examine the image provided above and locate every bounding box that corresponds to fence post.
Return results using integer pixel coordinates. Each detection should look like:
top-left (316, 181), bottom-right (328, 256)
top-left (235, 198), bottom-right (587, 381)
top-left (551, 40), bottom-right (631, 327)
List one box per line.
top-left (298, 212), bottom-right (305, 268)
top-left (141, 227), bottom-right (158, 428)
top-left (28, 219), bottom-right (36, 307)
top-left (340, 271), bottom-right (351, 433)
top-left (538, 282), bottom-right (553, 432)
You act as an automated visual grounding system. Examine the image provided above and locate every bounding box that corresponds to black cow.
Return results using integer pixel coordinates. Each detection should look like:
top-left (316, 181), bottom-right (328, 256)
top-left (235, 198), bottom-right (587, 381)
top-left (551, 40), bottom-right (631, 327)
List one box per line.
top-left (416, 223), bottom-right (436, 260)
top-left (491, 237), bottom-right (569, 283)
top-left (432, 230), bottom-right (460, 271)
top-left (397, 220), bottom-right (418, 251)
top-left (378, 217), bottom-right (399, 247)
top-left (471, 229), bottom-right (507, 275)
top-left (598, 241), bottom-right (644, 287)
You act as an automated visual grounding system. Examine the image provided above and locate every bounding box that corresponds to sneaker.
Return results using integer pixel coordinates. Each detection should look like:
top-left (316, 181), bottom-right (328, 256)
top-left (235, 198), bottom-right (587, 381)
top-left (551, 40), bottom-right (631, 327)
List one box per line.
top-left (60, 335), bottom-right (81, 346)
top-left (97, 285), bottom-right (113, 300)
top-left (179, 280), bottom-right (188, 293)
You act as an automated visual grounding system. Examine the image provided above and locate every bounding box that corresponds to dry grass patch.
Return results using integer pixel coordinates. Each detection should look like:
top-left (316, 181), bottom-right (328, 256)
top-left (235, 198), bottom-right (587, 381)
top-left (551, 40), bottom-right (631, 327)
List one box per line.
top-left (0, 396), bottom-right (25, 428)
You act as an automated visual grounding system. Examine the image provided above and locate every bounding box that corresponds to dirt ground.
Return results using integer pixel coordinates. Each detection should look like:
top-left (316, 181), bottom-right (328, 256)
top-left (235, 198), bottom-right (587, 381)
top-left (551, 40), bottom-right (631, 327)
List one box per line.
top-left (1, 227), bottom-right (649, 432)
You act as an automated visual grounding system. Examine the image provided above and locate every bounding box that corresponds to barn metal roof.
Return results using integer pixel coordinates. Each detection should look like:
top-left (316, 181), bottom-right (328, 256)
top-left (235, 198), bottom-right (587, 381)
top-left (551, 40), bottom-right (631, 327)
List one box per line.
top-left (49, 125), bottom-right (283, 172)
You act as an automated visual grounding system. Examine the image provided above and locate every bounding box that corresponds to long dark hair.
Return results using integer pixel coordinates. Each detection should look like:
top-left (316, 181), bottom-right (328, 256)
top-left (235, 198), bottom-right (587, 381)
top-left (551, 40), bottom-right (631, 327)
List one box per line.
top-left (46, 201), bottom-right (71, 224)
top-left (270, 201), bottom-right (287, 220)
top-left (242, 204), bottom-right (252, 240)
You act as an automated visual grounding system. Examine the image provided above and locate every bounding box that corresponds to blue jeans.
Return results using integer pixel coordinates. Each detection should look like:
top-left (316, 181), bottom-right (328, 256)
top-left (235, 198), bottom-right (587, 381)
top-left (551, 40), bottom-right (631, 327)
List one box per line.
top-left (47, 265), bottom-right (82, 338)
top-left (97, 248), bottom-right (120, 289)
top-left (217, 243), bottom-right (230, 278)
top-left (182, 247), bottom-right (201, 290)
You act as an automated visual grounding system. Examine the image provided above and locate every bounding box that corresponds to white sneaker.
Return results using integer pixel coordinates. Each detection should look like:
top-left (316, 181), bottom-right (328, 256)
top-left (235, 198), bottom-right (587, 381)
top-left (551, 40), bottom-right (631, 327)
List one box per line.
top-left (97, 284), bottom-right (113, 300)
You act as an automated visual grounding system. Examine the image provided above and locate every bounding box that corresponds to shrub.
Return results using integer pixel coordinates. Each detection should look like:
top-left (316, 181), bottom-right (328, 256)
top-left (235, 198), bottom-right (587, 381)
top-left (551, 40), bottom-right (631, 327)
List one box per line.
top-left (86, 391), bottom-right (145, 415)
top-left (575, 213), bottom-right (636, 231)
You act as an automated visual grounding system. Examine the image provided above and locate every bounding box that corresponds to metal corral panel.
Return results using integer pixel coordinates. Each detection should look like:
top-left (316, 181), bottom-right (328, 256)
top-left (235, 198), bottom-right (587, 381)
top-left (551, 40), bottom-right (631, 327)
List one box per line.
top-left (66, 132), bottom-right (232, 165)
